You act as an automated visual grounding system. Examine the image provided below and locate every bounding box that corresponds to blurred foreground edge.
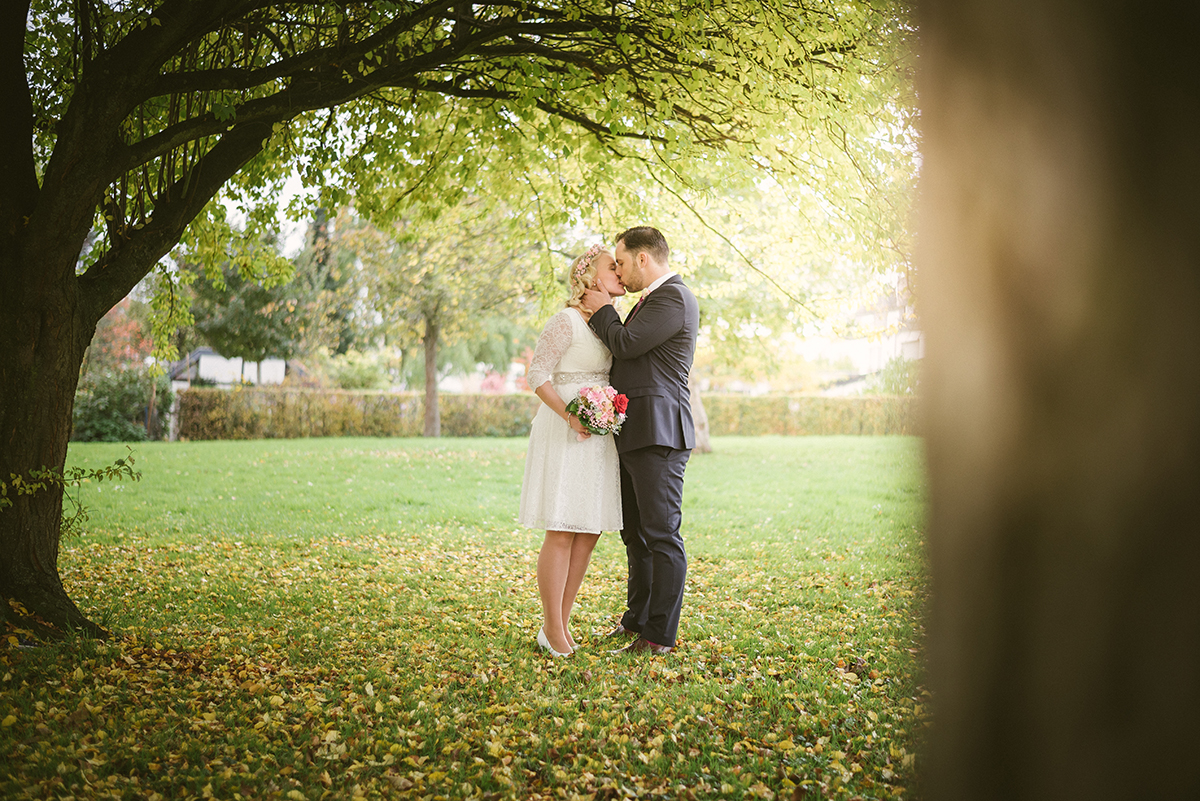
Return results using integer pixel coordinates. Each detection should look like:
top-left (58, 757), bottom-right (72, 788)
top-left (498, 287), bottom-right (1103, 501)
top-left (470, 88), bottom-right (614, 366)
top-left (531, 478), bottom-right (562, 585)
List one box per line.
top-left (917, 2), bottom-right (1200, 799)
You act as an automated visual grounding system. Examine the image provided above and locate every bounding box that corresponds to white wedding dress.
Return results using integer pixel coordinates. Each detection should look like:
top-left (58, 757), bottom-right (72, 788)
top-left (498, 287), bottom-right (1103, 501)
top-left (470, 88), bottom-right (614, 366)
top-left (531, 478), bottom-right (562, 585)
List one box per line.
top-left (518, 308), bottom-right (623, 533)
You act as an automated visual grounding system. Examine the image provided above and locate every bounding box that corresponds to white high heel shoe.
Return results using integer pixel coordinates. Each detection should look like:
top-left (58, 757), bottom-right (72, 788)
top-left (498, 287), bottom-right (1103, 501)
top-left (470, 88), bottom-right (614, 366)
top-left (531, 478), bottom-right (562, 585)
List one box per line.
top-left (537, 627), bottom-right (572, 658)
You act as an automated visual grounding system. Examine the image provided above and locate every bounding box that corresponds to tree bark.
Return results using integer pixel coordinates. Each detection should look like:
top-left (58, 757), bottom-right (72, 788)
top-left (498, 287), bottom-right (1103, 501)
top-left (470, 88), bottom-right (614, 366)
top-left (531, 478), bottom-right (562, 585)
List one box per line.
top-left (148, 379), bottom-right (158, 440)
top-left (917, 1), bottom-right (1200, 799)
top-left (1, 18), bottom-right (272, 635)
top-left (688, 373), bottom-right (712, 454)
top-left (423, 315), bottom-right (440, 438)
top-left (0, 258), bottom-right (108, 638)
top-left (0, 0), bottom-right (107, 636)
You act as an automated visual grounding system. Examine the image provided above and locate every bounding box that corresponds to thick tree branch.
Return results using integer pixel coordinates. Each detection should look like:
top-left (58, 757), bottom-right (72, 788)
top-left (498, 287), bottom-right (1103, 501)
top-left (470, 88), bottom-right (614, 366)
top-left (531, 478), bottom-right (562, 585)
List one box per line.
top-left (148, 0), bottom-right (460, 96)
top-left (121, 18), bottom-right (618, 175)
top-left (101, 2), bottom-right (771, 189)
top-left (124, 14), bottom-right (543, 172)
top-left (0, 0), bottom-right (38, 260)
top-left (30, 0), bottom-right (251, 268)
top-left (77, 120), bottom-right (274, 323)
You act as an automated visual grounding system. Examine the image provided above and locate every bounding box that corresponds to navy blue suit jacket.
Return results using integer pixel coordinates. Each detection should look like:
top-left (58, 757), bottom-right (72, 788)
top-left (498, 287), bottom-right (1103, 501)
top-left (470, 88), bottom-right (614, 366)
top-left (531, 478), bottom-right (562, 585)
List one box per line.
top-left (588, 275), bottom-right (699, 454)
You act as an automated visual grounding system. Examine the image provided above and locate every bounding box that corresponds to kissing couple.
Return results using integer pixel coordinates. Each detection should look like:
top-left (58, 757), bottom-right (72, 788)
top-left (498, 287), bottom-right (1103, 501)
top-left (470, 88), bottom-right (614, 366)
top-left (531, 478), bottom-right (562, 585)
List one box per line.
top-left (517, 226), bottom-right (700, 658)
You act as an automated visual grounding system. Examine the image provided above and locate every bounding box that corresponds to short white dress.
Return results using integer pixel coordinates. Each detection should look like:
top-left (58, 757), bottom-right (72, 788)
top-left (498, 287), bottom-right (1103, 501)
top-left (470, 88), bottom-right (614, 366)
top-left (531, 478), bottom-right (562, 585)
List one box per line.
top-left (518, 308), bottom-right (623, 534)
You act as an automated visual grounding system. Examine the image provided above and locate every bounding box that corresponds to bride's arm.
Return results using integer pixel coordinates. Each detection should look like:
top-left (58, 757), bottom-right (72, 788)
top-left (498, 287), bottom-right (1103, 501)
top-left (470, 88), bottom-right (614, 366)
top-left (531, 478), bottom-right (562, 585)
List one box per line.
top-left (533, 383), bottom-right (568, 421)
top-left (534, 384), bottom-right (591, 438)
top-left (527, 312), bottom-right (590, 436)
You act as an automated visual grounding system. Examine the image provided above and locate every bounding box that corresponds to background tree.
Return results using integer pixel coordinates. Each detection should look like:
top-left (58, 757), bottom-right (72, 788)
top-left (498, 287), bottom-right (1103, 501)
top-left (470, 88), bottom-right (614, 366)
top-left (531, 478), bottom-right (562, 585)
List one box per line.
top-left (583, 153), bottom-right (917, 375)
top-left (187, 211), bottom-right (365, 382)
top-left (562, 150), bottom-right (919, 450)
top-left (867, 356), bottom-right (919, 396)
top-left (1, 0), bottom-right (912, 633)
top-left (189, 257), bottom-right (302, 384)
top-left (72, 296), bottom-right (171, 442)
top-left (79, 297), bottom-right (154, 379)
top-left (290, 207), bottom-right (362, 358)
top-left (346, 199), bottom-right (542, 436)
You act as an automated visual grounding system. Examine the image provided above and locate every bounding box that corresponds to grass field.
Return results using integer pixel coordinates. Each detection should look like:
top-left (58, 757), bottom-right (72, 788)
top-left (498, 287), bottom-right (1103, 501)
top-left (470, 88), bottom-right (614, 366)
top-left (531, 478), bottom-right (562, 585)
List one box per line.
top-left (1, 435), bottom-right (928, 800)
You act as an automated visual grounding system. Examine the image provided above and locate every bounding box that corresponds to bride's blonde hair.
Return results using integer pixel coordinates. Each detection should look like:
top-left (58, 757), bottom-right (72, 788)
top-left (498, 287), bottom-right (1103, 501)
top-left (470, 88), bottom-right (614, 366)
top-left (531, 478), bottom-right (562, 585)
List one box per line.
top-left (565, 244), bottom-right (606, 309)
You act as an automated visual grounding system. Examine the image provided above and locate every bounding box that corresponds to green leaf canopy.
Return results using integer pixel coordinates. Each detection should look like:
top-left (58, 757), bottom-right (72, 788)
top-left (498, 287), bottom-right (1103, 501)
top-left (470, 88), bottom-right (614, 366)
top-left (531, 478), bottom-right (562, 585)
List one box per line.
top-left (16, 0), bottom-right (912, 358)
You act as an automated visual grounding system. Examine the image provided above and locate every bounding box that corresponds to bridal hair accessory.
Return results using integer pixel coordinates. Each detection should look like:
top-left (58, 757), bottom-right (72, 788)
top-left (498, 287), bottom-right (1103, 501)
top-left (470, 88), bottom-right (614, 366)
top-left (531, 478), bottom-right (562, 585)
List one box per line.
top-left (573, 244), bottom-right (604, 279)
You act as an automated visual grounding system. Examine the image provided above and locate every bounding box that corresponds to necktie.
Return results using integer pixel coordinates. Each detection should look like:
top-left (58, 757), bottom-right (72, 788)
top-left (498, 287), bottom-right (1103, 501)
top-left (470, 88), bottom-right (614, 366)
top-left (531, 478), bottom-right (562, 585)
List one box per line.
top-left (628, 293), bottom-right (647, 321)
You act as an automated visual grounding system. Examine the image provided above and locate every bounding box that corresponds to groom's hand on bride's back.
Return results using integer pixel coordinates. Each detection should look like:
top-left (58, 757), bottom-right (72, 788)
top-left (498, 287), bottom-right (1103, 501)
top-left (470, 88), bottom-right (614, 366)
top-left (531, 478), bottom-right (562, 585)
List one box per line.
top-left (581, 285), bottom-right (612, 313)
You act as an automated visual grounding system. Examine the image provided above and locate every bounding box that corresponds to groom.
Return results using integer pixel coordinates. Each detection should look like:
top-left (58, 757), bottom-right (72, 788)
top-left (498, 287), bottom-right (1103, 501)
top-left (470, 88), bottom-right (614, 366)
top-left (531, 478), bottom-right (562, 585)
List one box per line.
top-left (582, 226), bottom-right (699, 655)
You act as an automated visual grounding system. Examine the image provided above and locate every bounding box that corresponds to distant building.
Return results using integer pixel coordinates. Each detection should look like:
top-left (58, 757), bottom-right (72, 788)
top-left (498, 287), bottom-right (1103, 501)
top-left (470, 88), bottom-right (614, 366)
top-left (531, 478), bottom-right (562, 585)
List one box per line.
top-left (169, 347), bottom-right (286, 390)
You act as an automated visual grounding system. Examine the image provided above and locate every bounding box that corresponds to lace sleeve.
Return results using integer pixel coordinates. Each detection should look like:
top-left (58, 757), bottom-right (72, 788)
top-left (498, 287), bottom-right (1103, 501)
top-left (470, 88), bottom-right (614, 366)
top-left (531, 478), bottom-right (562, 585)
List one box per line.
top-left (526, 311), bottom-right (573, 390)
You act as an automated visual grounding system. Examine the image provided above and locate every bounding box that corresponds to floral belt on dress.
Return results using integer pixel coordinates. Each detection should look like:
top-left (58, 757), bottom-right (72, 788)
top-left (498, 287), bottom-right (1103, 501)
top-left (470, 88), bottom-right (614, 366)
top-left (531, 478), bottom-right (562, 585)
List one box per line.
top-left (552, 370), bottom-right (608, 385)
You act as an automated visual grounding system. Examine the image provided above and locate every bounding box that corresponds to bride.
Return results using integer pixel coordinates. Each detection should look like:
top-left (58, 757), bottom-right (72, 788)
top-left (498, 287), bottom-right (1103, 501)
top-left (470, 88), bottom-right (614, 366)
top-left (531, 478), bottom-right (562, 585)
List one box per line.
top-left (518, 244), bottom-right (626, 657)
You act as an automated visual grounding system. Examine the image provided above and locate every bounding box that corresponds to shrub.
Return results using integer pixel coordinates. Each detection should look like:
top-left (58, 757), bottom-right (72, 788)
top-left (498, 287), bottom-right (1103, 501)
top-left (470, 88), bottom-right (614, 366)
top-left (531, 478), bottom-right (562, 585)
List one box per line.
top-left (328, 350), bottom-right (391, 390)
top-left (868, 356), bottom-right (921, 396)
top-left (72, 367), bottom-right (174, 442)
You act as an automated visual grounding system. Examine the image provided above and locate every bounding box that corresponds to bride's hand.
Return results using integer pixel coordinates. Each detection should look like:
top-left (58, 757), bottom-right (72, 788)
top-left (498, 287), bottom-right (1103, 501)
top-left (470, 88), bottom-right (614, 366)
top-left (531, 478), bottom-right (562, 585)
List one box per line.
top-left (567, 413), bottom-right (591, 439)
top-left (581, 283), bottom-right (612, 313)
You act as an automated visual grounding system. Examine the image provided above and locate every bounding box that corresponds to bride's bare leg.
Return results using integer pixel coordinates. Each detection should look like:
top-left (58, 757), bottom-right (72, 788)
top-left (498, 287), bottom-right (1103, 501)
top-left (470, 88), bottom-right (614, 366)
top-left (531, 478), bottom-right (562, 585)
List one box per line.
top-left (537, 530), bottom-right (575, 654)
top-left (561, 532), bottom-right (601, 650)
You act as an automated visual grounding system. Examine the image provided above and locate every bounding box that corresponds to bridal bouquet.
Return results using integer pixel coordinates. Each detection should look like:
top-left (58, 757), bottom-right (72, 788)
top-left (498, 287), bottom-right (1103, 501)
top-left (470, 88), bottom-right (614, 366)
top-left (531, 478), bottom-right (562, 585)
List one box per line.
top-left (566, 385), bottom-right (628, 441)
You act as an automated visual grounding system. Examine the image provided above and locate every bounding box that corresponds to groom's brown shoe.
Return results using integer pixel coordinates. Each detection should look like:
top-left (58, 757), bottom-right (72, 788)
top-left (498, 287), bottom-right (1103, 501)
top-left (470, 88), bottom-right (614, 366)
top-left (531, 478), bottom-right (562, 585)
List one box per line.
top-left (605, 624), bottom-right (639, 639)
top-left (611, 637), bottom-right (673, 656)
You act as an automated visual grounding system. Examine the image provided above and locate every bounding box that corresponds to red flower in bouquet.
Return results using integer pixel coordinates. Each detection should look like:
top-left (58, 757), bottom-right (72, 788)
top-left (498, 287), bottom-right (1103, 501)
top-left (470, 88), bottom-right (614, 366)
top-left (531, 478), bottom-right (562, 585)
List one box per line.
top-left (565, 385), bottom-right (628, 441)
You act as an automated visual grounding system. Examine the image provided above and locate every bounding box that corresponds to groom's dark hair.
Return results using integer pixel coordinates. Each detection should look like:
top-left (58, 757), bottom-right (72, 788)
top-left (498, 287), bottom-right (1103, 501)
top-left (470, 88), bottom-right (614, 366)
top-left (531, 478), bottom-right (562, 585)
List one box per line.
top-left (615, 226), bottom-right (669, 265)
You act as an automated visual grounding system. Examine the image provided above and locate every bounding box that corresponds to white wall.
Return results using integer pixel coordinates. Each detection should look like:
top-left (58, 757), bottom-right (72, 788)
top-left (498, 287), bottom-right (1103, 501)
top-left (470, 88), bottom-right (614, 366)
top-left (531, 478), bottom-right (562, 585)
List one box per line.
top-left (196, 353), bottom-right (286, 386)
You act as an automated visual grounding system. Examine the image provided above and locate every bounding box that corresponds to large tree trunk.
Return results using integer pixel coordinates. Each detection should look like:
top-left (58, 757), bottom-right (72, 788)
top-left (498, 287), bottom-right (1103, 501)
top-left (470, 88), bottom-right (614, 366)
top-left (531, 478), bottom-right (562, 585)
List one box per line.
top-left (918, 2), bottom-right (1200, 799)
top-left (0, 3), bottom-right (273, 637)
top-left (688, 373), bottom-right (711, 454)
top-left (0, 260), bottom-right (108, 638)
top-left (423, 315), bottom-right (440, 437)
top-left (0, 0), bottom-right (109, 636)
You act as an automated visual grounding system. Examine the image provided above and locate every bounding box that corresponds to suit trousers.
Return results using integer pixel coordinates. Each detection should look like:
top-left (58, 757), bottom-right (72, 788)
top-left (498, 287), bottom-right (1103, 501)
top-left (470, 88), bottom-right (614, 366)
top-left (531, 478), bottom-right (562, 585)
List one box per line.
top-left (617, 444), bottom-right (691, 647)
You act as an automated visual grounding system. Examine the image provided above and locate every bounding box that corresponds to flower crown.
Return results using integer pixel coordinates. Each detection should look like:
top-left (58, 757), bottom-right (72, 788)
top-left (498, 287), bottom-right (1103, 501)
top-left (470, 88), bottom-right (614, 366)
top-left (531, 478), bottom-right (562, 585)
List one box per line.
top-left (572, 244), bottom-right (605, 280)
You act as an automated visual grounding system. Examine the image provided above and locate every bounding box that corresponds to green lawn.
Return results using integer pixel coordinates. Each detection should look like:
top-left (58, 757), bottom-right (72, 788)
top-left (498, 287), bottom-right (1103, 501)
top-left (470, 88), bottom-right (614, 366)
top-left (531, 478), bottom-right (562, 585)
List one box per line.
top-left (2, 436), bottom-right (927, 800)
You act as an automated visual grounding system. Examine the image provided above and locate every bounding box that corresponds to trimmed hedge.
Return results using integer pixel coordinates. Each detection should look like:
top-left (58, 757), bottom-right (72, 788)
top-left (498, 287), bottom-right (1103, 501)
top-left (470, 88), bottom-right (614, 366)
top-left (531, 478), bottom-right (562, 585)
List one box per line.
top-left (176, 388), bottom-right (540, 440)
top-left (702, 394), bottom-right (918, 436)
top-left (176, 388), bottom-right (918, 440)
